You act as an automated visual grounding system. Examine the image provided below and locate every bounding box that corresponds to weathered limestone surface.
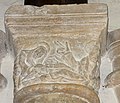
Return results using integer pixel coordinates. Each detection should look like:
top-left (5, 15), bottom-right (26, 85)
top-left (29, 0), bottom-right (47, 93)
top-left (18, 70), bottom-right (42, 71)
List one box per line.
top-left (89, 0), bottom-right (120, 102)
top-left (89, 0), bottom-right (120, 31)
top-left (105, 29), bottom-right (120, 102)
top-left (0, 30), bottom-right (7, 91)
top-left (5, 4), bottom-right (108, 103)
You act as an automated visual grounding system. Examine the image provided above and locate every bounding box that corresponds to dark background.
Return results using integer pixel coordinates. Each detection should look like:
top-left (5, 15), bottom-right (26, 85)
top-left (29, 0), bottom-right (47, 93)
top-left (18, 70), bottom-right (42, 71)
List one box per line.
top-left (25, 0), bottom-right (88, 6)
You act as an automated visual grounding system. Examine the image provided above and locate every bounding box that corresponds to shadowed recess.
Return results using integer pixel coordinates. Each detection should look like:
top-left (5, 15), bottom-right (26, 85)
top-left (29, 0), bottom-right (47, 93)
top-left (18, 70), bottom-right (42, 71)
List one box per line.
top-left (24, 0), bottom-right (88, 6)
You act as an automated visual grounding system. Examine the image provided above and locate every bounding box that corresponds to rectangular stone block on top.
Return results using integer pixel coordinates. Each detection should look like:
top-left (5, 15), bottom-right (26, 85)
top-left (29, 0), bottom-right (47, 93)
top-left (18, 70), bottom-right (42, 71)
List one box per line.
top-left (5, 4), bottom-right (108, 103)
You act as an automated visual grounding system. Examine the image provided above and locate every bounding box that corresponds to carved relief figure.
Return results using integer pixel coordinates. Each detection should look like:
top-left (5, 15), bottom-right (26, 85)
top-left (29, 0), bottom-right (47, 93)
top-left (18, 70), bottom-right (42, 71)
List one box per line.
top-left (14, 39), bottom-right (100, 92)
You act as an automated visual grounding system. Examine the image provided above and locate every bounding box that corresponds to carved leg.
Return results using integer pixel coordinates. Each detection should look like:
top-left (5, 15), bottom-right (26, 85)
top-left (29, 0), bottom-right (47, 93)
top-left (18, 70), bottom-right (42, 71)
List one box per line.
top-left (5, 4), bottom-right (108, 103)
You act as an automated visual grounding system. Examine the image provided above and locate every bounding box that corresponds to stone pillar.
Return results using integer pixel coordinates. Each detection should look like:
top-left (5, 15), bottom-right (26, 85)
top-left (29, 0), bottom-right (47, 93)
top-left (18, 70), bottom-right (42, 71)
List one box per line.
top-left (0, 30), bottom-right (7, 91)
top-left (5, 4), bottom-right (108, 103)
top-left (105, 29), bottom-right (120, 102)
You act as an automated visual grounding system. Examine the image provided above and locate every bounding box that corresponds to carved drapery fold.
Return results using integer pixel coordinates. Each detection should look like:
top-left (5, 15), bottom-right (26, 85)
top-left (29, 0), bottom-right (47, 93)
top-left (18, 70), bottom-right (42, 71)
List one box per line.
top-left (5, 4), bottom-right (108, 103)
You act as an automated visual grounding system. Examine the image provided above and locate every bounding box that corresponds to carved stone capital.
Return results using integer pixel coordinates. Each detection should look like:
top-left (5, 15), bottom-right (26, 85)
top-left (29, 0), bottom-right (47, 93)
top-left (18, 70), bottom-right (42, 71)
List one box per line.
top-left (5, 4), bottom-right (108, 103)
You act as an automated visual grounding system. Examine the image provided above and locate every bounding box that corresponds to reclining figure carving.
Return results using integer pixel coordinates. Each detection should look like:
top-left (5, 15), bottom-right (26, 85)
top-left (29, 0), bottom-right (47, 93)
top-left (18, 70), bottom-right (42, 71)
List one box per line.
top-left (14, 38), bottom-right (100, 91)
